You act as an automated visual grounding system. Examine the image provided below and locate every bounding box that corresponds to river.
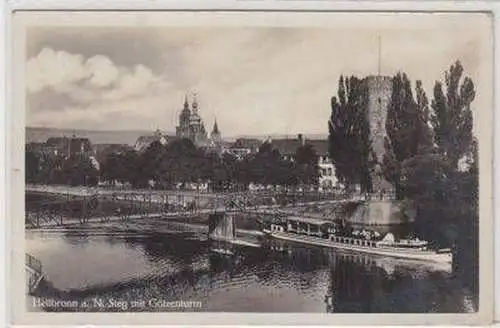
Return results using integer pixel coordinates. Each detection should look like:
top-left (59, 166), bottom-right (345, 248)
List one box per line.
top-left (26, 218), bottom-right (477, 313)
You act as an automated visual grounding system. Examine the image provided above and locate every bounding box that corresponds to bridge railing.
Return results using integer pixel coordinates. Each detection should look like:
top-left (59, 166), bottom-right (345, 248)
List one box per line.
top-left (26, 253), bottom-right (44, 294)
top-left (25, 184), bottom-right (372, 224)
top-left (26, 253), bottom-right (42, 274)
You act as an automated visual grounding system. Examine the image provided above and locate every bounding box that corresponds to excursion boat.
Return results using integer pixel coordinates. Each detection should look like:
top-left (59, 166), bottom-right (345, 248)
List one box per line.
top-left (261, 216), bottom-right (453, 265)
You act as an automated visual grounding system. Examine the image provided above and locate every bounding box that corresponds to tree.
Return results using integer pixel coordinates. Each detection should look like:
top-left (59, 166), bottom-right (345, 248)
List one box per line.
top-left (415, 80), bottom-right (434, 153)
top-left (134, 140), bottom-right (165, 188)
top-left (383, 73), bottom-right (433, 197)
top-left (399, 153), bottom-right (452, 205)
top-left (431, 60), bottom-right (475, 170)
top-left (100, 150), bottom-right (139, 186)
top-left (245, 142), bottom-right (297, 187)
top-left (61, 155), bottom-right (99, 186)
top-left (328, 75), bottom-right (372, 192)
top-left (294, 144), bottom-right (320, 186)
top-left (25, 150), bottom-right (40, 183)
top-left (121, 150), bottom-right (140, 186)
top-left (37, 153), bottom-right (65, 184)
top-left (467, 137), bottom-right (479, 176)
top-left (154, 138), bottom-right (209, 188)
top-left (209, 152), bottom-right (239, 192)
top-left (100, 153), bottom-right (125, 185)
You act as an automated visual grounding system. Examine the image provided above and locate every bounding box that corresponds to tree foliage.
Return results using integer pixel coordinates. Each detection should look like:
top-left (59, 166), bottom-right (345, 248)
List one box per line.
top-left (155, 138), bottom-right (207, 187)
top-left (431, 60), bottom-right (475, 169)
top-left (328, 75), bottom-right (372, 191)
top-left (246, 142), bottom-right (297, 187)
top-left (59, 154), bottom-right (99, 186)
top-left (25, 150), bottom-right (40, 183)
top-left (100, 150), bottom-right (140, 186)
top-left (383, 73), bottom-right (433, 197)
top-left (294, 144), bottom-right (320, 186)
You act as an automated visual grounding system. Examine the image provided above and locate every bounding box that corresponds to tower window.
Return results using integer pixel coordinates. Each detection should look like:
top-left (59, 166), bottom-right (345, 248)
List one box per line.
top-left (378, 97), bottom-right (382, 104)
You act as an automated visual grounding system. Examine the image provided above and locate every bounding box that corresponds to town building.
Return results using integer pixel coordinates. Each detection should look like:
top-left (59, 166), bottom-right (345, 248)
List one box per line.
top-left (69, 137), bottom-right (93, 156)
top-left (93, 143), bottom-right (134, 162)
top-left (26, 142), bottom-right (46, 154)
top-left (225, 138), bottom-right (262, 160)
top-left (317, 154), bottom-right (337, 189)
top-left (134, 129), bottom-right (169, 152)
top-left (44, 136), bottom-right (94, 158)
top-left (270, 134), bottom-right (338, 190)
top-left (176, 95), bottom-right (208, 147)
top-left (28, 135), bottom-right (100, 172)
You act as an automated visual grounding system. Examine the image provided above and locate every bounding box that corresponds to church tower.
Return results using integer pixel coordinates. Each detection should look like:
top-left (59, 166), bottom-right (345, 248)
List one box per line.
top-left (210, 118), bottom-right (221, 142)
top-left (188, 93), bottom-right (208, 146)
top-left (175, 93), bottom-right (209, 146)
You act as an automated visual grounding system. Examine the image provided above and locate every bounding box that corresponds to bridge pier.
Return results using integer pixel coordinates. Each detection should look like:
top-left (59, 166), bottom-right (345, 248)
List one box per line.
top-left (208, 213), bottom-right (235, 241)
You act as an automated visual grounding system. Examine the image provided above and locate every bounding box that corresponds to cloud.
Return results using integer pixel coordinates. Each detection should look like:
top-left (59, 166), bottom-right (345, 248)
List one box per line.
top-left (26, 48), bottom-right (89, 93)
top-left (26, 47), bottom-right (167, 122)
top-left (26, 47), bottom-right (162, 99)
top-left (85, 55), bottom-right (120, 88)
top-left (102, 64), bottom-right (164, 100)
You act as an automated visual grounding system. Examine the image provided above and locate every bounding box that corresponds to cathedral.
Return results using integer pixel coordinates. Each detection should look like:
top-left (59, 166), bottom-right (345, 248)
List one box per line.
top-left (176, 94), bottom-right (221, 148)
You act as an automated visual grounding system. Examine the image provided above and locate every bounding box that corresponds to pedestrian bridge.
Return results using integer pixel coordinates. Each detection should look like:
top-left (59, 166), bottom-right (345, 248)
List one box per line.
top-left (25, 184), bottom-right (377, 229)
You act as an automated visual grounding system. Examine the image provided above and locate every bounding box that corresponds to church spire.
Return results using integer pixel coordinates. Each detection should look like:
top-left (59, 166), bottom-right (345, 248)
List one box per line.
top-left (212, 118), bottom-right (219, 134)
top-left (211, 117), bottom-right (221, 141)
top-left (183, 94), bottom-right (189, 110)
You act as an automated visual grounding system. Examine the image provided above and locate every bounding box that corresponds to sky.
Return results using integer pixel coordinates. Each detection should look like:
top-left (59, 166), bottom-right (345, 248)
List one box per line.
top-left (25, 13), bottom-right (492, 138)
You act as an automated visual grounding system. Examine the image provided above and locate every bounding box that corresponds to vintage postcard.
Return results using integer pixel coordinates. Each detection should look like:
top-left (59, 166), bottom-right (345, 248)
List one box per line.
top-left (7, 6), bottom-right (495, 326)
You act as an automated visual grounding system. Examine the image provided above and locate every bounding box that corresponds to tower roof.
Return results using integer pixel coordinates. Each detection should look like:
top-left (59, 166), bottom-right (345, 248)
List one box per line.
top-left (183, 94), bottom-right (190, 111)
top-left (180, 94), bottom-right (191, 122)
top-left (192, 93), bottom-right (199, 113)
top-left (212, 119), bottom-right (220, 135)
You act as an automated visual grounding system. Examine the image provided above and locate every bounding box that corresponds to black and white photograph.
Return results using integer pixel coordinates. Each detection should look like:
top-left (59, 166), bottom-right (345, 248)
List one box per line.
top-left (9, 8), bottom-right (494, 326)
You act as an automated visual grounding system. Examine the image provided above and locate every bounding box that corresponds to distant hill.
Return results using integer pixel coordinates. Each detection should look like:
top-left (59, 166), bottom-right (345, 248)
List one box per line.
top-left (26, 127), bottom-right (171, 146)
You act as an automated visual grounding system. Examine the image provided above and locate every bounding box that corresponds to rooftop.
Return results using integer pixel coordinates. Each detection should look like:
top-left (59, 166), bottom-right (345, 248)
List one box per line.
top-left (270, 138), bottom-right (329, 156)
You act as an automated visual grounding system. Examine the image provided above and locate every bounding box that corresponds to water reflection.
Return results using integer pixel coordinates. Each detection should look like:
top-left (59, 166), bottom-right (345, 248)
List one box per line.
top-left (27, 228), bottom-right (476, 313)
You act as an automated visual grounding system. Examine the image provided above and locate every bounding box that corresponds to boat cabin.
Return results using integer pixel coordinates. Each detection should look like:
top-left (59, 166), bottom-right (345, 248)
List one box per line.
top-left (375, 233), bottom-right (428, 250)
top-left (270, 216), bottom-right (333, 238)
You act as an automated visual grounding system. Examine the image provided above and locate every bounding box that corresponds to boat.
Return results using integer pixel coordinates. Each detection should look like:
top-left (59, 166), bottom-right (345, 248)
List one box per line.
top-left (261, 216), bottom-right (453, 265)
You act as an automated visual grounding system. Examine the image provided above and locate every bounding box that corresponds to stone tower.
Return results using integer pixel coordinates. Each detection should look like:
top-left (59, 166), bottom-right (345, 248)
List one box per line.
top-left (364, 75), bottom-right (393, 193)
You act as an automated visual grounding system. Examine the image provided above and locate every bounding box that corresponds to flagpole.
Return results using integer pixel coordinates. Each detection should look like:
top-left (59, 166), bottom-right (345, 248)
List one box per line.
top-left (378, 35), bottom-right (381, 76)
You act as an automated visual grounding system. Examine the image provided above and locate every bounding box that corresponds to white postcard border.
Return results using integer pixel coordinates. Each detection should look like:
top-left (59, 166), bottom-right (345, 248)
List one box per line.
top-left (5, 2), bottom-right (497, 326)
